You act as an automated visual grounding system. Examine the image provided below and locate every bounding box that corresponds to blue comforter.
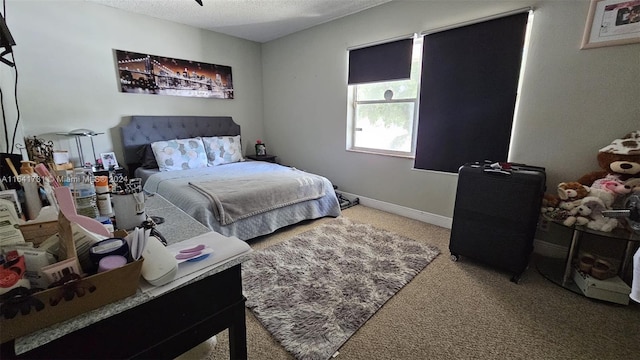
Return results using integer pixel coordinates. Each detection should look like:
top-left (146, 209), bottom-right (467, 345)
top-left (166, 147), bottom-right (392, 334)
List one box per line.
top-left (142, 161), bottom-right (341, 240)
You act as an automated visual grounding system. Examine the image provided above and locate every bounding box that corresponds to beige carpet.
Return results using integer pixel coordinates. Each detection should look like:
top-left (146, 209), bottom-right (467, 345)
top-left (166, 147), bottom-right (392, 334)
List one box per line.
top-left (176, 205), bottom-right (640, 360)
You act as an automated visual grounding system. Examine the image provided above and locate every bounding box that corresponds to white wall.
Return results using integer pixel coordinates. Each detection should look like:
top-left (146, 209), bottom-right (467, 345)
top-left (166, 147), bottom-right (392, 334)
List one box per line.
top-left (0, 0), bottom-right (263, 166)
top-left (1, 0), bottom-right (638, 222)
top-left (262, 0), bottom-right (640, 218)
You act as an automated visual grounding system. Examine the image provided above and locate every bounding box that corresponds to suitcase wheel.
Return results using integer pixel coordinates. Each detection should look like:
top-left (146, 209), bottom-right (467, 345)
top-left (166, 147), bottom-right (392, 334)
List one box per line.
top-left (450, 253), bottom-right (459, 262)
top-left (510, 265), bottom-right (528, 284)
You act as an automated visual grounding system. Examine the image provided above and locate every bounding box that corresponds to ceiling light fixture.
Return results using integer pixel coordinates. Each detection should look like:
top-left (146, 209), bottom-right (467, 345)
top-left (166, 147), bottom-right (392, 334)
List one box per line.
top-left (195, 0), bottom-right (203, 6)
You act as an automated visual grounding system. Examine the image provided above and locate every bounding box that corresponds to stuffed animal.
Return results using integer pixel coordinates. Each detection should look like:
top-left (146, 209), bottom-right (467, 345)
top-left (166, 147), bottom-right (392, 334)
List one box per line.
top-left (564, 196), bottom-right (618, 232)
top-left (540, 189), bottom-right (571, 219)
top-left (557, 181), bottom-right (591, 210)
top-left (625, 178), bottom-right (640, 193)
top-left (577, 130), bottom-right (640, 188)
top-left (590, 174), bottom-right (633, 207)
top-left (545, 207), bottom-right (573, 222)
top-left (592, 175), bottom-right (633, 195)
top-left (541, 193), bottom-right (561, 214)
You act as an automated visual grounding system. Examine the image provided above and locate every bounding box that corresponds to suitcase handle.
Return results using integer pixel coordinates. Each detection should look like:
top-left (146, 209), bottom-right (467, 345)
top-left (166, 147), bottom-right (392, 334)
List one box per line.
top-left (482, 162), bottom-right (512, 176)
top-left (483, 168), bottom-right (512, 176)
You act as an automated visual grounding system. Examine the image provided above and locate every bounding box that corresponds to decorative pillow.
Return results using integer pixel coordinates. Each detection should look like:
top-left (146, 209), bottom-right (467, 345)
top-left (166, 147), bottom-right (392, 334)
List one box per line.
top-left (136, 144), bottom-right (158, 169)
top-left (202, 135), bottom-right (244, 166)
top-left (150, 137), bottom-right (208, 171)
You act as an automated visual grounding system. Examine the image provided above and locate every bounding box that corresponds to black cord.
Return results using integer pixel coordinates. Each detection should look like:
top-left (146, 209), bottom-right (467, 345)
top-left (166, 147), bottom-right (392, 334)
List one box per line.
top-left (0, 0), bottom-right (8, 151)
top-left (0, 86), bottom-right (8, 151)
top-left (0, 0), bottom-right (20, 154)
top-left (9, 55), bottom-right (19, 153)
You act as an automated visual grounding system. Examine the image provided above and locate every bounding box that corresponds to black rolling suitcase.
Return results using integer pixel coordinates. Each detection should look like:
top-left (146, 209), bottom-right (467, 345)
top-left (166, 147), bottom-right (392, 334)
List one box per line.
top-left (449, 161), bottom-right (546, 283)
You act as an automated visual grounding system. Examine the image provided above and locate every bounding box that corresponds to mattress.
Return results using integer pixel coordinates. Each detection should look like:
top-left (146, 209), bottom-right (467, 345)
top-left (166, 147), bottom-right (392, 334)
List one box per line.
top-left (141, 161), bottom-right (341, 240)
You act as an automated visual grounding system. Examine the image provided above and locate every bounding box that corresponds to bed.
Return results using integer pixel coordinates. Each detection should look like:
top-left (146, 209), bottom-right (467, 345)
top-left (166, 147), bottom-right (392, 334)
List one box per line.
top-left (120, 115), bottom-right (341, 240)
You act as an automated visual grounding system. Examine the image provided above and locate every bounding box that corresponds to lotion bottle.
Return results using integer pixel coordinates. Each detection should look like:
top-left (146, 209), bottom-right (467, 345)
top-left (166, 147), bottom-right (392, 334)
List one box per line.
top-left (95, 175), bottom-right (113, 216)
top-left (19, 161), bottom-right (42, 221)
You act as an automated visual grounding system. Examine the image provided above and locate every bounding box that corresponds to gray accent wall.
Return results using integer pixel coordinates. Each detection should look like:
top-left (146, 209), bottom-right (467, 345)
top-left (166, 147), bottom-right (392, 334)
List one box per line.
top-left (262, 0), bottom-right (640, 218)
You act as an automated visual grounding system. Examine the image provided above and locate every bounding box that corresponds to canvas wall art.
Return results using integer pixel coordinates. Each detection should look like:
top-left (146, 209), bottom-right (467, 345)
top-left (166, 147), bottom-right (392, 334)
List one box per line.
top-left (115, 50), bottom-right (234, 99)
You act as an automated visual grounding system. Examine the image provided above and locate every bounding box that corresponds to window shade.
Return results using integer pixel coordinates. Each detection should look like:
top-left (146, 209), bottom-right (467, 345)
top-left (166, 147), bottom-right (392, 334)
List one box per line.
top-left (413, 12), bottom-right (529, 173)
top-left (348, 38), bottom-right (413, 85)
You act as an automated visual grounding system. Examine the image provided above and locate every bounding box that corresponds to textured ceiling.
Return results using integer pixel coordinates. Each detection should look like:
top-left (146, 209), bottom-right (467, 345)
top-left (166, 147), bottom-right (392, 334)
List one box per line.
top-left (87, 0), bottom-right (393, 43)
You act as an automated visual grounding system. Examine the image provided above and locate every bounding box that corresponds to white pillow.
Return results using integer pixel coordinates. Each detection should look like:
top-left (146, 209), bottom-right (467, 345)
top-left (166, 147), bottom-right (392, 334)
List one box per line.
top-left (202, 135), bottom-right (244, 166)
top-left (150, 137), bottom-right (208, 171)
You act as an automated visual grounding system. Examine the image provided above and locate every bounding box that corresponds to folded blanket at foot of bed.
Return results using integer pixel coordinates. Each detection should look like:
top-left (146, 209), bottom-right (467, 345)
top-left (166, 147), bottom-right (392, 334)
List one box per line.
top-left (189, 172), bottom-right (326, 225)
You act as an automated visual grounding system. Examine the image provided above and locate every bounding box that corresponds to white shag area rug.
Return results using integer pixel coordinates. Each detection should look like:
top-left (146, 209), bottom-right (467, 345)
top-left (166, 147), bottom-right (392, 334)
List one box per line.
top-left (242, 217), bottom-right (440, 360)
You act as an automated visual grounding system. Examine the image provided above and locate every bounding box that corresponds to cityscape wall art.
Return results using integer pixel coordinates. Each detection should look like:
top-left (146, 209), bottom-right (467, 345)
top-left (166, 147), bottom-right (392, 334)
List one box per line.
top-left (115, 50), bottom-right (234, 99)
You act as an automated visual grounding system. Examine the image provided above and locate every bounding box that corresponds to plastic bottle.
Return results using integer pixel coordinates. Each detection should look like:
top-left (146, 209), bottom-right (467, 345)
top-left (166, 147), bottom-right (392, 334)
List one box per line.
top-left (72, 168), bottom-right (99, 218)
top-left (95, 175), bottom-right (113, 216)
top-left (18, 161), bottom-right (42, 221)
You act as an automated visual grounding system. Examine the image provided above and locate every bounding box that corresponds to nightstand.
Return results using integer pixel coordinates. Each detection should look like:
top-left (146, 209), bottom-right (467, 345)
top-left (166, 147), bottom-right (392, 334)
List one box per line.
top-left (247, 154), bottom-right (278, 163)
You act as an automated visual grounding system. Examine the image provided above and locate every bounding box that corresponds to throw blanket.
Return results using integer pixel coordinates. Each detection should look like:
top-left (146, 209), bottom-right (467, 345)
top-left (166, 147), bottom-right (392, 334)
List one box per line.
top-left (189, 171), bottom-right (325, 225)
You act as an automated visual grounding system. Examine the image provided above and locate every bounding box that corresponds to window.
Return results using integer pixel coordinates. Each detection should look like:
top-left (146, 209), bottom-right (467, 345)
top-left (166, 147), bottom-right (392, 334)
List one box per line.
top-left (347, 37), bottom-right (423, 157)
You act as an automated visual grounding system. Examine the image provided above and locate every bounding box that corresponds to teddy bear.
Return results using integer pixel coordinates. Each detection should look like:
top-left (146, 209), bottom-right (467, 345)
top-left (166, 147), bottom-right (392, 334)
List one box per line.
top-left (563, 196), bottom-right (618, 232)
top-left (577, 130), bottom-right (640, 189)
top-left (540, 193), bottom-right (574, 222)
top-left (557, 181), bottom-right (591, 210)
top-left (541, 193), bottom-right (560, 213)
top-left (540, 182), bottom-right (590, 221)
top-left (626, 177), bottom-right (640, 193)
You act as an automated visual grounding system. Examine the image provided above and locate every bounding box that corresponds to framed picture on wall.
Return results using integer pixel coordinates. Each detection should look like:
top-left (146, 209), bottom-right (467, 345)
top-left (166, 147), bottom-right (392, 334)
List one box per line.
top-left (114, 49), bottom-right (234, 99)
top-left (100, 152), bottom-right (119, 169)
top-left (581, 0), bottom-right (640, 49)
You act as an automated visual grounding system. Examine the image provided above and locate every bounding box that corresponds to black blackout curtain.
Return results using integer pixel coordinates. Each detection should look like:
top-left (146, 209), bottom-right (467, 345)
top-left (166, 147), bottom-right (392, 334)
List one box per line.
top-left (348, 38), bottom-right (413, 85)
top-left (413, 12), bottom-right (530, 173)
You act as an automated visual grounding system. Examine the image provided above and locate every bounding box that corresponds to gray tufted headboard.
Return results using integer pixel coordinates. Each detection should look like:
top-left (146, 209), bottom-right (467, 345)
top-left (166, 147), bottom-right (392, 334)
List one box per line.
top-left (120, 115), bottom-right (241, 176)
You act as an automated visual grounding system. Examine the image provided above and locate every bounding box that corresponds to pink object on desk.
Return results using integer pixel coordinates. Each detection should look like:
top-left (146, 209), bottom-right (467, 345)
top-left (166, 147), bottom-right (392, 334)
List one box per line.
top-left (34, 163), bottom-right (60, 187)
top-left (54, 186), bottom-right (111, 237)
top-left (98, 255), bottom-right (128, 273)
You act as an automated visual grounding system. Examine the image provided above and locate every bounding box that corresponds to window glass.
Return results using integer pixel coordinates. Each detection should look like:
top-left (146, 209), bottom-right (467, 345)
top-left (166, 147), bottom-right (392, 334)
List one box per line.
top-left (354, 102), bottom-right (415, 152)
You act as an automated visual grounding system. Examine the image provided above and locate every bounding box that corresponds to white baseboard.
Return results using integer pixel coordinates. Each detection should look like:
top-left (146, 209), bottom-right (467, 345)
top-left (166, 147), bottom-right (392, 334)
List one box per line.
top-left (339, 192), bottom-right (453, 229)
top-left (340, 192), bottom-right (566, 258)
